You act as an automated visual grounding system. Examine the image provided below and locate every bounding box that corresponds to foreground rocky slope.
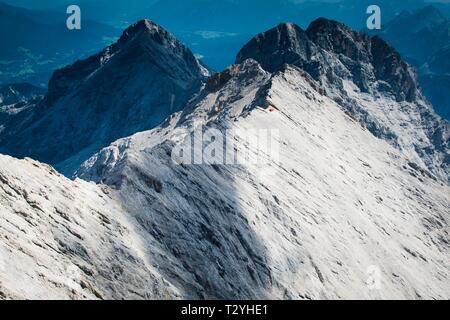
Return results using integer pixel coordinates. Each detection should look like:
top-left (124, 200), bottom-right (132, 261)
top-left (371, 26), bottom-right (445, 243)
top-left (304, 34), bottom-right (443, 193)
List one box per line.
top-left (0, 20), bottom-right (209, 175)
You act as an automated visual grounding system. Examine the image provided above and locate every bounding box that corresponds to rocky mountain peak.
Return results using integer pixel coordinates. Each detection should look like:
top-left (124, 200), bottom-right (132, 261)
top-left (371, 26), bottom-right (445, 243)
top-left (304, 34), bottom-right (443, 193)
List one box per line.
top-left (205, 59), bottom-right (266, 93)
top-left (0, 20), bottom-right (209, 175)
top-left (121, 19), bottom-right (161, 35)
top-left (45, 19), bottom-right (204, 106)
top-left (236, 22), bottom-right (311, 74)
top-left (369, 35), bottom-right (418, 101)
top-left (235, 19), bottom-right (447, 182)
top-left (117, 19), bottom-right (179, 48)
top-left (237, 18), bottom-right (420, 103)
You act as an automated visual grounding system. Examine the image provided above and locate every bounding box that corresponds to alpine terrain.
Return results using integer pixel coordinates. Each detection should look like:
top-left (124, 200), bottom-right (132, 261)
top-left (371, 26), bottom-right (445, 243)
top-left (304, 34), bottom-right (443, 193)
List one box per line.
top-left (0, 19), bottom-right (449, 300)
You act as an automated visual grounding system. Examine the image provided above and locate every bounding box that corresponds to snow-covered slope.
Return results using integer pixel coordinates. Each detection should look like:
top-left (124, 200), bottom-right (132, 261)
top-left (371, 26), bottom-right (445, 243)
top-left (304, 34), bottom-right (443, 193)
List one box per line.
top-left (75, 60), bottom-right (449, 299)
top-left (0, 20), bottom-right (209, 175)
top-left (0, 83), bottom-right (45, 137)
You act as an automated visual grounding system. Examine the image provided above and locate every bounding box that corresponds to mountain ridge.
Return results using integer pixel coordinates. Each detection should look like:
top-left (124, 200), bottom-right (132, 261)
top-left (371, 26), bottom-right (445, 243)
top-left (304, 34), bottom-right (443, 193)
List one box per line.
top-left (237, 19), bottom-right (449, 183)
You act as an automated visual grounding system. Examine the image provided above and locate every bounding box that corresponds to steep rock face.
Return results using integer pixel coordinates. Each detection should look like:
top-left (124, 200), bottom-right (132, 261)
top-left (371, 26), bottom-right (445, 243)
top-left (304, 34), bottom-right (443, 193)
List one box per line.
top-left (237, 19), bottom-right (449, 183)
top-left (0, 20), bottom-right (209, 175)
top-left (369, 36), bottom-right (417, 102)
top-left (0, 155), bottom-right (177, 300)
top-left (44, 20), bottom-right (207, 105)
top-left (236, 23), bottom-right (312, 73)
top-left (75, 61), bottom-right (450, 299)
top-left (307, 18), bottom-right (418, 102)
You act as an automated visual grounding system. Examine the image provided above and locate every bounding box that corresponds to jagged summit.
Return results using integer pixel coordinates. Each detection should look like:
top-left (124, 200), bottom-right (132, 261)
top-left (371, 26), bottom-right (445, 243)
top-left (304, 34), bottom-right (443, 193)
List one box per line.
top-left (0, 17), bottom-right (449, 300)
top-left (305, 18), bottom-right (371, 61)
top-left (271, 22), bottom-right (302, 37)
top-left (121, 19), bottom-right (162, 36)
top-left (237, 17), bottom-right (419, 103)
top-left (237, 19), bottom-right (448, 182)
top-left (306, 17), bottom-right (348, 34)
top-left (116, 19), bottom-right (167, 47)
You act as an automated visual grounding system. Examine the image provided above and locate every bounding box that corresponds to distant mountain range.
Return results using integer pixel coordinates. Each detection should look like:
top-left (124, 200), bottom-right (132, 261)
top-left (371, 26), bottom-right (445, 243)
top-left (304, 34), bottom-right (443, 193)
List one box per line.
top-left (369, 5), bottom-right (450, 120)
top-left (0, 2), bottom-right (119, 86)
top-left (3, 0), bottom-right (450, 76)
